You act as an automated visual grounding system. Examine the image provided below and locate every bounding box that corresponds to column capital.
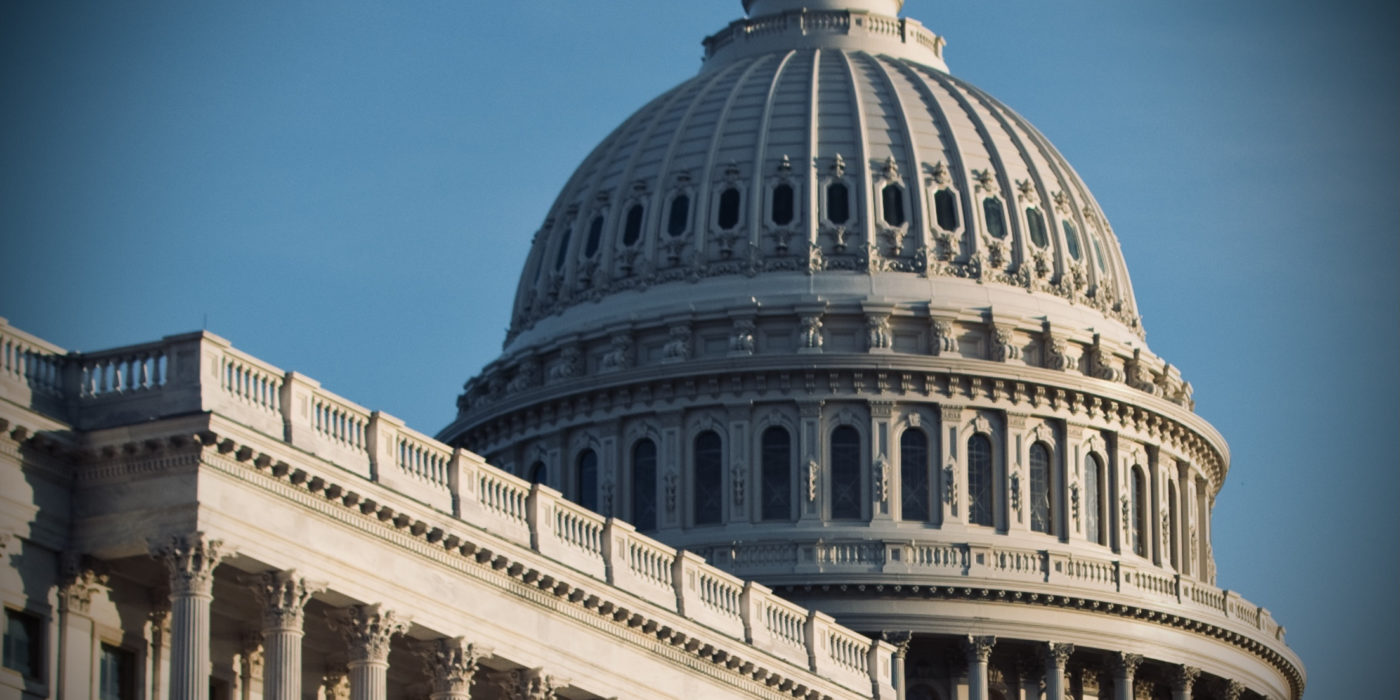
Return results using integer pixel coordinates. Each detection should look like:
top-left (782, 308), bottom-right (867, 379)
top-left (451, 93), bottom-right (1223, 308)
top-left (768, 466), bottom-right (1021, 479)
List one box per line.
top-left (881, 630), bottom-right (913, 659)
top-left (1133, 679), bottom-right (1155, 700)
top-left (150, 532), bottom-right (227, 597)
top-left (1169, 665), bottom-right (1201, 692)
top-left (962, 635), bottom-right (996, 663)
top-left (1223, 679), bottom-right (1245, 700)
top-left (320, 670), bottom-right (350, 700)
top-left (1111, 651), bottom-right (1143, 676)
top-left (58, 567), bottom-right (109, 615)
top-left (509, 667), bottom-right (567, 700)
top-left (328, 604), bottom-right (409, 665)
top-left (418, 637), bottom-right (492, 698)
top-left (249, 570), bottom-right (323, 632)
top-left (1037, 642), bottom-right (1072, 670)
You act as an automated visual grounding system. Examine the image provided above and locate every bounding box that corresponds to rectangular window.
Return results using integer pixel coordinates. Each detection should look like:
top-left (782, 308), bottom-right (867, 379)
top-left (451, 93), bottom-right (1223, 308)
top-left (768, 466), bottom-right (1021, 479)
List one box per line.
top-left (3, 608), bottom-right (42, 680)
top-left (99, 644), bottom-right (136, 700)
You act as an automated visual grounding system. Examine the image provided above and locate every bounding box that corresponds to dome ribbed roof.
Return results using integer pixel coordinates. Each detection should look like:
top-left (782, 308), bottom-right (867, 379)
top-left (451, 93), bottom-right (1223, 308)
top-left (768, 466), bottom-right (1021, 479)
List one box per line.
top-left (505, 2), bottom-right (1142, 355)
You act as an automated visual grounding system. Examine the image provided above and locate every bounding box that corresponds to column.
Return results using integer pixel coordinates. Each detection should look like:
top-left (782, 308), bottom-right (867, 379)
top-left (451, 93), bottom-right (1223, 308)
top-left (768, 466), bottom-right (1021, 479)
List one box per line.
top-left (151, 532), bottom-right (227, 700)
top-left (962, 636), bottom-right (996, 700)
top-left (418, 637), bottom-right (491, 700)
top-left (329, 604), bottom-right (409, 700)
top-left (1078, 666), bottom-right (1102, 700)
top-left (147, 603), bottom-right (173, 700)
top-left (1041, 642), bottom-right (1074, 700)
top-left (234, 635), bottom-right (264, 700)
top-left (57, 566), bottom-right (109, 700)
top-left (508, 668), bottom-right (565, 700)
top-left (1223, 679), bottom-right (1245, 700)
top-left (1168, 665), bottom-right (1199, 700)
top-left (251, 571), bottom-right (322, 700)
top-left (1109, 653), bottom-right (1142, 700)
top-left (882, 631), bottom-right (912, 700)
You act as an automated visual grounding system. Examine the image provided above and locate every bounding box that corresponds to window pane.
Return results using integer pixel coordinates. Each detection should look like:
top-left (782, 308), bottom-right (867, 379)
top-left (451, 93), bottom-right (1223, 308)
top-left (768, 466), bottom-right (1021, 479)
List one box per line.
top-left (826, 182), bottom-right (850, 224)
top-left (967, 434), bottom-right (993, 526)
top-left (830, 426), bottom-right (861, 519)
top-left (3, 608), bottom-right (41, 680)
top-left (934, 188), bottom-right (958, 231)
top-left (881, 184), bottom-right (905, 226)
top-left (1062, 220), bottom-right (1082, 260)
top-left (1168, 481), bottom-right (1180, 569)
top-left (900, 429), bottom-right (930, 522)
top-left (100, 644), bottom-right (135, 700)
top-left (771, 183), bottom-right (795, 225)
top-left (694, 431), bottom-right (723, 525)
top-left (983, 198), bottom-right (1005, 239)
top-left (717, 188), bottom-right (741, 230)
top-left (553, 228), bottom-right (572, 270)
top-left (584, 215), bottom-right (604, 257)
top-left (631, 440), bottom-right (657, 531)
top-left (1026, 208), bottom-right (1048, 247)
top-left (761, 427), bottom-right (791, 521)
top-left (667, 194), bottom-right (690, 236)
top-left (1085, 454), bottom-right (1101, 545)
top-left (1132, 467), bottom-right (1146, 556)
top-left (623, 204), bottom-right (645, 246)
top-left (576, 449), bottom-right (598, 512)
top-left (1030, 442), bottom-right (1051, 533)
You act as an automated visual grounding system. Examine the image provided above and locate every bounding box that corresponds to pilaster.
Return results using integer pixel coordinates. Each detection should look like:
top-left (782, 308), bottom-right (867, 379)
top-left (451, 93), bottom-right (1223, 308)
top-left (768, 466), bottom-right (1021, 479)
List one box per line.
top-left (57, 565), bottom-right (109, 700)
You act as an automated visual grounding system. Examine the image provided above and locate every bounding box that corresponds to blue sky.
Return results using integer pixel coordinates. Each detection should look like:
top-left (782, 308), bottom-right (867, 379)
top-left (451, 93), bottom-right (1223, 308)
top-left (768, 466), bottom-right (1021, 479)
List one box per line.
top-left (2, 1), bottom-right (1395, 696)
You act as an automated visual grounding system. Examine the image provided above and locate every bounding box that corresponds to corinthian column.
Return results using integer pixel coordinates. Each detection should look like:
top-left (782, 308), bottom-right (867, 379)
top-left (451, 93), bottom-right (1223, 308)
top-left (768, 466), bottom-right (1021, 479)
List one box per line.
top-left (508, 668), bottom-right (566, 700)
top-left (881, 631), bottom-right (912, 700)
top-left (1110, 652), bottom-right (1143, 700)
top-left (1168, 665), bottom-right (1200, 700)
top-left (1041, 642), bottom-right (1074, 700)
top-left (962, 636), bottom-right (996, 700)
top-left (250, 571), bottom-right (323, 700)
top-left (151, 532), bottom-right (227, 700)
top-left (329, 604), bottom-right (409, 700)
top-left (419, 637), bottom-right (491, 700)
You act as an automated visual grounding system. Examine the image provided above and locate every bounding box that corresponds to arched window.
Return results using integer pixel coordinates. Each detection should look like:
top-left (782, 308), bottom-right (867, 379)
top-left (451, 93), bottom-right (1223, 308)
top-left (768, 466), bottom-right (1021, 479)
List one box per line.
top-left (667, 194), bottom-right (690, 237)
top-left (622, 204), bottom-right (645, 246)
top-left (982, 198), bottom-right (1006, 239)
top-left (1062, 220), bottom-right (1082, 260)
top-left (1168, 480), bottom-right (1180, 570)
top-left (1090, 234), bottom-right (1107, 272)
top-left (900, 429), bottom-right (930, 522)
top-left (771, 183), bottom-right (795, 225)
top-left (1085, 453), bottom-right (1104, 545)
top-left (553, 228), bottom-right (572, 270)
top-left (881, 183), bottom-right (905, 227)
top-left (967, 434), bottom-right (993, 526)
top-left (717, 187), bottom-right (741, 230)
top-left (575, 449), bottom-right (598, 511)
top-left (830, 426), bottom-right (861, 519)
top-left (1131, 465), bottom-right (1147, 557)
top-left (1029, 442), bottom-right (1052, 534)
top-left (826, 182), bottom-right (851, 224)
top-left (693, 430), bottom-right (723, 525)
top-left (527, 460), bottom-right (546, 485)
top-left (934, 188), bottom-right (958, 231)
top-left (761, 426), bottom-right (791, 521)
top-left (1026, 207), bottom-right (1049, 247)
top-left (631, 439), bottom-right (657, 531)
top-left (584, 215), bottom-right (604, 257)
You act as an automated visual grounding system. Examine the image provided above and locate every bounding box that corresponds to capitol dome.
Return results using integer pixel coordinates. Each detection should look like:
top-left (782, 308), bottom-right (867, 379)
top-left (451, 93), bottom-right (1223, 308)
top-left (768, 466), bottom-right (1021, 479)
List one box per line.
top-left (441, 2), bottom-right (1303, 698)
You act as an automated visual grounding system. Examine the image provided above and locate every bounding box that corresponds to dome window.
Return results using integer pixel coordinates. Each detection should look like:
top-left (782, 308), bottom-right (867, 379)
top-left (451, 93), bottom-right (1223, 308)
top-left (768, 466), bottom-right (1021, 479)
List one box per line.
top-left (881, 183), bottom-right (906, 227)
top-left (1168, 479), bottom-right (1180, 570)
top-left (982, 198), bottom-right (1006, 239)
top-left (967, 433), bottom-right (993, 526)
top-left (1085, 453), bottom-right (1104, 545)
top-left (1029, 442), bottom-right (1052, 534)
top-left (622, 204), bottom-right (645, 246)
top-left (667, 194), bottom-right (690, 237)
top-left (584, 215), bottom-right (605, 258)
top-left (576, 449), bottom-right (598, 511)
top-left (631, 439), bottom-right (657, 531)
top-left (771, 183), bottom-right (795, 225)
top-left (1090, 234), bottom-right (1107, 272)
top-left (693, 430), bottom-right (723, 525)
top-left (934, 188), bottom-right (959, 231)
top-left (1026, 208), bottom-right (1049, 247)
top-left (830, 426), bottom-right (862, 519)
top-left (527, 460), bottom-right (547, 485)
top-left (717, 187), bottom-right (741, 230)
top-left (826, 182), bottom-right (851, 225)
top-left (1131, 465), bottom-right (1147, 557)
top-left (1062, 220), bottom-right (1082, 260)
top-left (760, 426), bottom-right (792, 521)
top-left (900, 428), bottom-right (930, 522)
top-left (553, 228), bottom-right (572, 271)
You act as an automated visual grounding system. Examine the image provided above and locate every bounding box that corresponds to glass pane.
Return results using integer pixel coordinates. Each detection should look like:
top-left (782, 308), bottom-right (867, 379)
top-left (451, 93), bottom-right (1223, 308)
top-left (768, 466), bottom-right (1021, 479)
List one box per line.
top-left (935, 188), bottom-right (958, 231)
top-left (900, 429), bottom-right (929, 521)
top-left (1132, 467), bottom-right (1145, 556)
top-left (826, 182), bottom-right (850, 224)
top-left (1030, 443), bottom-right (1051, 533)
top-left (717, 188), bottom-right (741, 230)
top-left (623, 204), bottom-right (644, 246)
top-left (881, 184), bottom-right (905, 226)
top-left (761, 427), bottom-right (791, 521)
top-left (667, 194), bottom-right (690, 236)
top-left (553, 228), bottom-right (572, 270)
top-left (694, 431), bottom-right (723, 524)
top-left (1062, 220), bottom-right (1081, 260)
top-left (1026, 208), bottom-right (1048, 247)
top-left (830, 426), bottom-right (861, 519)
top-left (983, 198), bottom-right (1005, 239)
top-left (632, 440), bottom-right (657, 531)
top-left (771, 183), bottom-right (794, 225)
top-left (1085, 454), bottom-right (1101, 545)
top-left (584, 215), bottom-right (604, 257)
top-left (967, 434), bottom-right (993, 526)
top-left (3, 609), bottom-right (41, 680)
top-left (100, 645), bottom-right (134, 700)
top-left (576, 450), bottom-right (598, 511)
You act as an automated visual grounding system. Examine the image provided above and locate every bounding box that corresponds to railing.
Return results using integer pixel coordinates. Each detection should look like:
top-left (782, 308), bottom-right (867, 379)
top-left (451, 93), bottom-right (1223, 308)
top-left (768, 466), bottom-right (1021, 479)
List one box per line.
top-left (78, 342), bottom-right (168, 398)
top-left (219, 350), bottom-right (282, 417)
top-left (0, 321), bottom-right (66, 401)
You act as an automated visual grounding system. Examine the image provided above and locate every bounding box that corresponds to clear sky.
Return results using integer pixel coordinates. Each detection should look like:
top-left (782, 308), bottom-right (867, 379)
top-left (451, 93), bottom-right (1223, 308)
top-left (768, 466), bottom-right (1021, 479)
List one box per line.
top-left (2, 1), bottom-right (1395, 696)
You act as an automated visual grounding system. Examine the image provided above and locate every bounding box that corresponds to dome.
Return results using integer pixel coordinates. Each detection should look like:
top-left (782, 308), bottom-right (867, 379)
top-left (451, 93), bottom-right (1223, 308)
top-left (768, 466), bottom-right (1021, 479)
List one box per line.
top-left (501, 0), bottom-right (1143, 361)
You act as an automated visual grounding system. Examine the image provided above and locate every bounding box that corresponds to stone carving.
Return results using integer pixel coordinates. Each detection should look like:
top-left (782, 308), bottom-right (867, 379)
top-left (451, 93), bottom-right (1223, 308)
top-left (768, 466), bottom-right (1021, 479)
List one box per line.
top-left (1042, 642), bottom-right (1074, 668)
top-left (1087, 336), bottom-right (1124, 382)
top-left (250, 570), bottom-right (323, 631)
top-left (321, 670), bottom-right (351, 700)
top-left (1069, 482), bottom-right (1081, 529)
top-left (1121, 495), bottom-right (1133, 544)
top-left (150, 532), bottom-right (226, 596)
top-left (660, 325), bottom-right (691, 364)
top-left (506, 358), bottom-right (540, 393)
top-left (600, 477), bottom-right (614, 516)
top-left (1133, 679), bottom-right (1155, 700)
top-left (1010, 471), bottom-right (1022, 518)
top-left (547, 345), bottom-right (581, 382)
top-left (806, 242), bottom-right (824, 274)
top-left (1111, 652), bottom-right (1144, 676)
top-left (58, 567), bottom-right (109, 615)
top-left (509, 668), bottom-right (566, 700)
top-left (728, 319), bottom-right (756, 355)
top-left (962, 635), bottom-right (996, 662)
top-left (1169, 665), bottom-right (1201, 693)
top-left (1045, 335), bottom-right (1076, 371)
top-left (664, 471), bottom-right (678, 513)
top-left (882, 630), bottom-right (913, 658)
top-left (971, 169), bottom-right (998, 195)
top-left (731, 465), bottom-right (745, 506)
top-left (806, 459), bottom-right (820, 502)
top-left (1079, 667), bottom-right (1101, 693)
top-left (943, 463), bottom-right (957, 509)
top-left (1126, 349), bottom-right (1157, 394)
top-left (237, 635), bottom-right (264, 682)
top-left (874, 456), bottom-right (890, 502)
top-left (865, 314), bottom-right (892, 351)
top-left (798, 314), bottom-right (823, 351)
top-left (328, 604), bottom-right (409, 665)
top-left (930, 319), bottom-right (958, 355)
top-left (418, 637), bottom-right (491, 698)
top-left (991, 325), bottom-right (1020, 362)
top-left (599, 333), bottom-right (633, 372)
